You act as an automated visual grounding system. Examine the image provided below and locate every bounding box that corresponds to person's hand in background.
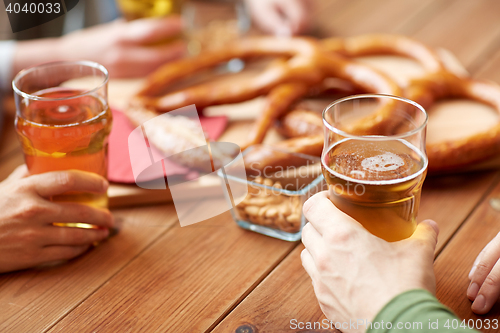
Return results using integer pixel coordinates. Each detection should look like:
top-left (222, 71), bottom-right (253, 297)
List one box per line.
top-left (301, 191), bottom-right (439, 333)
top-left (467, 232), bottom-right (500, 314)
top-left (13, 16), bottom-right (185, 79)
top-left (0, 166), bottom-right (114, 274)
top-left (245, 0), bottom-right (312, 36)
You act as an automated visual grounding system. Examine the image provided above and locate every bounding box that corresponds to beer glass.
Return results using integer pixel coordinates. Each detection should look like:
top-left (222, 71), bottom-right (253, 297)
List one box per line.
top-left (116, 0), bottom-right (184, 21)
top-left (322, 94), bottom-right (428, 242)
top-left (183, 0), bottom-right (250, 55)
top-left (13, 61), bottom-right (112, 228)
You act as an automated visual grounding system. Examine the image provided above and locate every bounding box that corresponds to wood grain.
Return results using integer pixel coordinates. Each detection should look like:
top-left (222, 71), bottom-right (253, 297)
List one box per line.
top-left (432, 51), bottom-right (500, 333)
top-left (211, 243), bottom-right (335, 333)
top-left (435, 181), bottom-right (500, 333)
top-left (0, 204), bottom-right (181, 333)
top-left (209, 172), bottom-right (500, 332)
top-left (412, 0), bottom-right (500, 70)
top-left (420, 172), bottom-right (500, 254)
top-left (315, 0), bottom-right (438, 37)
top-left (48, 201), bottom-right (297, 333)
top-left (1, 1), bottom-right (500, 333)
top-left (210, 2), bottom-right (500, 332)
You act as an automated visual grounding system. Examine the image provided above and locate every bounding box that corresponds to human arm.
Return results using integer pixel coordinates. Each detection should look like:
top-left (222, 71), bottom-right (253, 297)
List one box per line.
top-left (244, 0), bottom-right (312, 36)
top-left (369, 289), bottom-right (477, 333)
top-left (300, 191), bottom-right (476, 333)
top-left (0, 165), bottom-right (114, 274)
top-left (12, 16), bottom-right (185, 80)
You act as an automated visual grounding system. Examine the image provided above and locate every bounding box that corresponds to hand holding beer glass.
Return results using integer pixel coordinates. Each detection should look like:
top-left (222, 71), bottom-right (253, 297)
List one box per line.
top-left (13, 61), bottom-right (113, 229)
top-left (321, 94), bottom-right (428, 242)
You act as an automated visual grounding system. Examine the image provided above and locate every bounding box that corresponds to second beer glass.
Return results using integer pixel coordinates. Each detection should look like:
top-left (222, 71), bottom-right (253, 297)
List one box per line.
top-left (322, 94), bottom-right (428, 242)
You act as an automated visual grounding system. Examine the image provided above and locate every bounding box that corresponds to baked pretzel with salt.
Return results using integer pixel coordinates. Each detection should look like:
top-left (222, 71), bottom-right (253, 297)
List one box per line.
top-left (135, 37), bottom-right (325, 113)
top-left (407, 71), bottom-right (500, 172)
top-left (243, 51), bottom-right (403, 172)
top-left (322, 34), bottom-right (445, 81)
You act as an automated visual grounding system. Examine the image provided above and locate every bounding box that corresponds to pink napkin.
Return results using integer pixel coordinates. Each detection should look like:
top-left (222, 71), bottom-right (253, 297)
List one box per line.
top-left (108, 108), bottom-right (228, 183)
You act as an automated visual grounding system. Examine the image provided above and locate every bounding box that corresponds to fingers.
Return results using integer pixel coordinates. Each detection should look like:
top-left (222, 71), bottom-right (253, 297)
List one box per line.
top-left (28, 170), bottom-right (108, 198)
top-left (41, 245), bottom-right (92, 263)
top-left (249, 0), bottom-right (311, 36)
top-left (43, 226), bottom-right (109, 246)
top-left (471, 260), bottom-right (500, 314)
top-left (54, 203), bottom-right (114, 229)
top-left (278, 0), bottom-right (311, 34)
top-left (249, 2), bottom-right (289, 36)
top-left (469, 236), bottom-right (497, 279)
top-left (109, 41), bottom-right (186, 78)
top-left (303, 191), bottom-right (364, 235)
top-left (121, 16), bottom-right (183, 44)
top-left (410, 220), bottom-right (439, 250)
top-left (467, 232), bottom-right (500, 313)
top-left (301, 248), bottom-right (319, 280)
top-left (301, 222), bottom-right (325, 263)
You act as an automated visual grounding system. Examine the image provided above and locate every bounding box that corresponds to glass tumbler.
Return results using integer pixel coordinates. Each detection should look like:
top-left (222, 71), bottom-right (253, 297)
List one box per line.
top-left (322, 94), bottom-right (428, 242)
top-left (13, 61), bottom-right (112, 228)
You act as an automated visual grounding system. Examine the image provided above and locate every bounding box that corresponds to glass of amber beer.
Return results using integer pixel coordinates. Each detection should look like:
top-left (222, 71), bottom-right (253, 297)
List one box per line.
top-left (322, 94), bottom-right (428, 242)
top-left (13, 61), bottom-right (112, 228)
top-left (116, 0), bottom-right (184, 21)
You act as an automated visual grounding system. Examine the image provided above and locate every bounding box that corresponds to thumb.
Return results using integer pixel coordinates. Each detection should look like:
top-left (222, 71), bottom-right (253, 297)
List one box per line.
top-left (410, 219), bottom-right (439, 250)
top-left (120, 16), bottom-right (183, 44)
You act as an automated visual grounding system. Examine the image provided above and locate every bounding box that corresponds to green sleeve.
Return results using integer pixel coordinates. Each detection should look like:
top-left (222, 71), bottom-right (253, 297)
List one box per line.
top-left (367, 289), bottom-right (479, 333)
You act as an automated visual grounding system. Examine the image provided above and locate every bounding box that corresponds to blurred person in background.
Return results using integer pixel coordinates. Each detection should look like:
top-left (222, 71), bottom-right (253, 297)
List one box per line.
top-left (0, 0), bottom-right (312, 92)
top-left (0, 0), bottom-right (312, 273)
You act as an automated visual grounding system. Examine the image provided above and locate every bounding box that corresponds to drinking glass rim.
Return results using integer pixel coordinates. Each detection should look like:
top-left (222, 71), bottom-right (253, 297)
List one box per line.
top-left (322, 93), bottom-right (428, 140)
top-left (12, 60), bottom-right (109, 102)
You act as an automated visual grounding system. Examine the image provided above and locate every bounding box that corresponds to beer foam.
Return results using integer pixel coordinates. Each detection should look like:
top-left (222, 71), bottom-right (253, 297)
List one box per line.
top-left (324, 138), bottom-right (427, 183)
top-left (361, 152), bottom-right (405, 172)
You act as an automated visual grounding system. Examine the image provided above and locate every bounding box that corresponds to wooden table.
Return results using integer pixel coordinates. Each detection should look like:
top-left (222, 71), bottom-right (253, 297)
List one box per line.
top-left (2, 0), bottom-right (500, 332)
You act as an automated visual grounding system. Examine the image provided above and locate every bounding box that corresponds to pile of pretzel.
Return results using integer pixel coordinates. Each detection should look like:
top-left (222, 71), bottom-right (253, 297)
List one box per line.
top-left (126, 34), bottom-right (500, 173)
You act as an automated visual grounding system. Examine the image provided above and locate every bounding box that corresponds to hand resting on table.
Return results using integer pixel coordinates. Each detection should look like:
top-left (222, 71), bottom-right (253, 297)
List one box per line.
top-left (468, 231), bottom-right (500, 314)
top-left (0, 166), bottom-right (114, 274)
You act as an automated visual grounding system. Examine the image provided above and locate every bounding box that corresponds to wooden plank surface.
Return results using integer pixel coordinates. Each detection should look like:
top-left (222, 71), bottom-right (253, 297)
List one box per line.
top-left (433, 49), bottom-right (500, 333)
top-left (411, 0), bottom-right (500, 71)
top-left (0, 204), bottom-right (181, 333)
top-left (1, 1), bottom-right (500, 333)
top-left (211, 1), bottom-right (500, 332)
top-left (435, 181), bottom-right (500, 333)
top-left (315, 0), bottom-right (438, 37)
top-left (48, 201), bottom-right (298, 333)
top-left (211, 243), bottom-right (329, 333)
top-left (209, 172), bottom-right (500, 333)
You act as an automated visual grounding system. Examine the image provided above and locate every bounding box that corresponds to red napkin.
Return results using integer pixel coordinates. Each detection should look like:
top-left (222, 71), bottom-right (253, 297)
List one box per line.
top-left (108, 109), bottom-right (228, 183)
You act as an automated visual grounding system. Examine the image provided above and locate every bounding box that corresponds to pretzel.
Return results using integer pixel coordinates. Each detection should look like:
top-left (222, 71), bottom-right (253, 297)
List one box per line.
top-left (243, 82), bottom-right (309, 149)
top-left (406, 71), bottom-right (500, 172)
top-left (322, 34), bottom-right (445, 76)
top-left (243, 47), bottom-right (407, 148)
top-left (278, 109), bottom-right (323, 138)
top-left (123, 33), bottom-right (500, 176)
top-left (134, 37), bottom-right (325, 113)
top-left (244, 53), bottom-right (403, 172)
